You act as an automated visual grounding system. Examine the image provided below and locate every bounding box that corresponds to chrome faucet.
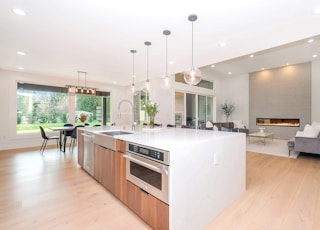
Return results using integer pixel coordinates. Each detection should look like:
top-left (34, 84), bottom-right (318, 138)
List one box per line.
top-left (117, 99), bottom-right (135, 130)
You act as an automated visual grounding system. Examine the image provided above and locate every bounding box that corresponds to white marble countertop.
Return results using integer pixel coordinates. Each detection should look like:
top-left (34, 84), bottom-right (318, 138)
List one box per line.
top-left (79, 125), bottom-right (244, 152)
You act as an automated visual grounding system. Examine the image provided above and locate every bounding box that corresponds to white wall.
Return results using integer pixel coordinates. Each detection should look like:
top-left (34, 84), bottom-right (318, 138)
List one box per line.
top-left (0, 69), bottom-right (130, 150)
top-left (312, 60), bottom-right (320, 122)
top-left (201, 68), bottom-right (249, 127)
top-left (220, 74), bottom-right (249, 127)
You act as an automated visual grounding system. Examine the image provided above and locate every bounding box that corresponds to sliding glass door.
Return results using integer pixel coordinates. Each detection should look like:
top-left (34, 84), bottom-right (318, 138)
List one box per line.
top-left (175, 91), bottom-right (214, 128)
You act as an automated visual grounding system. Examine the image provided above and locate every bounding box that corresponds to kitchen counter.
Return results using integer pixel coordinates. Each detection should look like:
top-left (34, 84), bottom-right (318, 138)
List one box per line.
top-left (79, 126), bottom-right (246, 230)
top-left (80, 125), bottom-right (241, 151)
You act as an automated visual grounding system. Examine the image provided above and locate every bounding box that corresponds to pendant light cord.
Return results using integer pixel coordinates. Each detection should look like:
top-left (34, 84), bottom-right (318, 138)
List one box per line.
top-left (147, 45), bottom-right (149, 82)
top-left (191, 20), bottom-right (194, 69)
top-left (166, 34), bottom-right (168, 76)
top-left (132, 51), bottom-right (135, 85)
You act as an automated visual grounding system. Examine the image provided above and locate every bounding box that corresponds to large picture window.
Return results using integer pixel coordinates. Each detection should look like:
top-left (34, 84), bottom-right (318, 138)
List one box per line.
top-left (17, 83), bottom-right (110, 133)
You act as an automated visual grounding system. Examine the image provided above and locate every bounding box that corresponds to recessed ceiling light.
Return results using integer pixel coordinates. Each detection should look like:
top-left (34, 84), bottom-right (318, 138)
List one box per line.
top-left (228, 72), bottom-right (232, 75)
top-left (17, 51), bottom-right (26, 55)
top-left (12, 8), bottom-right (26, 16)
top-left (313, 8), bottom-right (320, 14)
top-left (249, 54), bottom-right (254, 58)
top-left (313, 54), bottom-right (318, 58)
top-left (132, 74), bottom-right (136, 78)
top-left (18, 67), bottom-right (24, 70)
top-left (308, 39), bottom-right (314, 43)
top-left (113, 81), bottom-right (117, 84)
top-left (220, 42), bottom-right (227, 47)
top-left (211, 64), bottom-right (215, 68)
top-left (286, 63), bottom-right (290, 66)
top-left (169, 61), bottom-right (174, 65)
top-left (261, 68), bottom-right (265, 71)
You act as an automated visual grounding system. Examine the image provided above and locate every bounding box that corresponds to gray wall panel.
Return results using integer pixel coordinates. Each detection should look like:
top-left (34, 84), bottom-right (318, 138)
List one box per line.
top-left (249, 62), bottom-right (311, 139)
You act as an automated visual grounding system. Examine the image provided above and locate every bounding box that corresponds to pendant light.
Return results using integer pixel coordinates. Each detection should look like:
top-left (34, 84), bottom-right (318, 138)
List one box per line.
top-left (184, 14), bottom-right (202, 86)
top-left (144, 41), bottom-right (151, 91)
top-left (160, 30), bottom-right (174, 90)
top-left (66, 71), bottom-right (97, 95)
top-left (130, 49), bottom-right (136, 93)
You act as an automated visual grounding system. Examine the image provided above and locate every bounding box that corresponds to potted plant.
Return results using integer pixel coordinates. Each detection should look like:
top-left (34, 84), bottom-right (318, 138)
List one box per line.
top-left (79, 113), bottom-right (88, 125)
top-left (221, 102), bottom-right (235, 122)
top-left (143, 100), bottom-right (159, 128)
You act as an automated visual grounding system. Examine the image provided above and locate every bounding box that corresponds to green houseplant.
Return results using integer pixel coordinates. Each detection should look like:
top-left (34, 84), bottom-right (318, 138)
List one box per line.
top-left (143, 100), bottom-right (159, 128)
top-left (221, 102), bottom-right (235, 122)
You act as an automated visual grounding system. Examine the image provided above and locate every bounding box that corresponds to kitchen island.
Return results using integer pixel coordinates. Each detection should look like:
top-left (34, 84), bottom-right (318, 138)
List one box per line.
top-left (78, 126), bottom-right (246, 230)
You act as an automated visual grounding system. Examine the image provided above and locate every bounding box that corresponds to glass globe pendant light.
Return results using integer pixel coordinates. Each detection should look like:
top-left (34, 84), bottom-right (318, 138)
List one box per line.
top-left (130, 49), bottom-right (136, 93)
top-left (144, 41), bottom-right (151, 91)
top-left (160, 30), bottom-right (174, 90)
top-left (184, 14), bottom-right (202, 86)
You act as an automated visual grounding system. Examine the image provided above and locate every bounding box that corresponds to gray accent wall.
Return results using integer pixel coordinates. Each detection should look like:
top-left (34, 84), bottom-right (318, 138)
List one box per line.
top-left (249, 62), bottom-right (311, 139)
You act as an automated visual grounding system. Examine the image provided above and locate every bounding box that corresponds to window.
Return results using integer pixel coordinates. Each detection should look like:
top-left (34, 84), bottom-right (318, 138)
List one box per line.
top-left (17, 83), bottom-right (110, 133)
top-left (175, 91), bottom-right (214, 128)
top-left (133, 90), bottom-right (149, 125)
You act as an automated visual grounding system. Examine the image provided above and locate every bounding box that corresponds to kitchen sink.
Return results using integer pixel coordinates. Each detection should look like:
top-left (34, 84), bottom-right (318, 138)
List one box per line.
top-left (94, 130), bottom-right (133, 150)
top-left (99, 131), bottom-right (133, 136)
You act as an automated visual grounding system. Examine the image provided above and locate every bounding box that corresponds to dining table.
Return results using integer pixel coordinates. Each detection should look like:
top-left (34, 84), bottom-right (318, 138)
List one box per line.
top-left (50, 126), bottom-right (74, 152)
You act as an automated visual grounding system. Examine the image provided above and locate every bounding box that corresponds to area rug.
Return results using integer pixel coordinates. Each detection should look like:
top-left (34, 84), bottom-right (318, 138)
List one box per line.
top-left (246, 138), bottom-right (300, 159)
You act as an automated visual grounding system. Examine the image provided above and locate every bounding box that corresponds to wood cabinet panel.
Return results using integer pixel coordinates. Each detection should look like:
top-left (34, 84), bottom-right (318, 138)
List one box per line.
top-left (77, 129), bottom-right (84, 167)
top-left (116, 139), bottom-right (126, 153)
top-left (94, 144), bottom-right (104, 182)
top-left (102, 148), bottom-right (115, 194)
top-left (125, 181), bottom-right (169, 230)
top-left (116, 140), bottom-right (127, 201)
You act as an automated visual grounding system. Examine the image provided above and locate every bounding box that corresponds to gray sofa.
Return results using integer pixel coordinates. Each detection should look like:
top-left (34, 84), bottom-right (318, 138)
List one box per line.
top-left (287, 134), bottom-right (320, 156)
top-left (205, 121), bottom-right (249, 135)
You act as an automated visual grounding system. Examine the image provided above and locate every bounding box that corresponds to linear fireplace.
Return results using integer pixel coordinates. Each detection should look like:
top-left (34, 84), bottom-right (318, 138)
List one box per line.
top-left (256, 118), bottom-right (300, 127)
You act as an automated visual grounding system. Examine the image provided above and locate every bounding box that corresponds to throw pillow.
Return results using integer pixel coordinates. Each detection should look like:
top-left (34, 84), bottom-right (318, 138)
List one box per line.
top-left (295, 131), bottom-right (304, 137)
top-left (206, 121), bottom-right (213, 128)
top-left (213, 125), bottom-right (219, 131)
top-left (233, 120), bottom-right (245, 129)
top-left (312, 121), bottom-right (320, 133)
top-left (302, 124), bottom-right (319, 138)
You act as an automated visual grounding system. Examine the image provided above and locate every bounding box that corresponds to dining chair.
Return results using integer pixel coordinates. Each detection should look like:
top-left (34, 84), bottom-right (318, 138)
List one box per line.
top-left (63, 123), bottom-right (73, 145)
top-left (167, 124), bottom-right (176, 128)
top-left (70, 125), bottom-right (85, 152)
top-left (39, 126), bottom-right (59, 154)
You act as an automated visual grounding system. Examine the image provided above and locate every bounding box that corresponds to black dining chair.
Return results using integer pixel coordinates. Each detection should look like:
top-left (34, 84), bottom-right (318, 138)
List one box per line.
top-left (39, 126), bottom-right (59, 154)
top-left (167, 124), bottom-right (176, 128)
top-left (70, 125), bottom-right (85, 152)
top-left (63, 123), bottom-right (73, 145)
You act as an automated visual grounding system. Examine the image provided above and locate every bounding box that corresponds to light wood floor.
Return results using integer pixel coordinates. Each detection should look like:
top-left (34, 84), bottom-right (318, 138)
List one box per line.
top-left (1, 147), bottom-right (320, 230)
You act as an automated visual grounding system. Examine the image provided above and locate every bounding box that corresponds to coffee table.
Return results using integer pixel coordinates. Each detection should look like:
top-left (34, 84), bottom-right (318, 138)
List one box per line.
top-left (248, 132), bottom-right (274, 145)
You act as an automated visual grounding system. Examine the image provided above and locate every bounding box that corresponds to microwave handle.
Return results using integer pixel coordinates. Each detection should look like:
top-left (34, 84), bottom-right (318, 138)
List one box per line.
top-left (124, 153), bottom-right (163, 174)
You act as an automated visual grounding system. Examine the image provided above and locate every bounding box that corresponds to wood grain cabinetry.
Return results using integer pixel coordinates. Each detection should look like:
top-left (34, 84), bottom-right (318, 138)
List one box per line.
top-left (94, 144), bottom-right (115, 194)
top-left (77, 129), bottom-right (84, 167)
top-left (125, 181), bottom-right (169, 230)
top-left (94, 140), bottom-right (126, 199)
top-left (93, 138), bottom-right (169, 230)
top-left (115, 140), bottom-right (126, 200)
top-left (93, 144), bottom-right (103, 182)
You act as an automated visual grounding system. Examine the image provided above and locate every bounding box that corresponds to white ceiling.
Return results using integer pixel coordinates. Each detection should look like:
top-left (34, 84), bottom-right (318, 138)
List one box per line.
top-left (0, 0), bottom-right (320, 86)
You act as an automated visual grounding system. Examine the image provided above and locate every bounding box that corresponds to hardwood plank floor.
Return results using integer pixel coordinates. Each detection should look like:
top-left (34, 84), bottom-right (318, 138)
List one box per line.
top-left (1, 147), bottom-right (320, 229)
top-left (0, 147), bottom-right (151, 230)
